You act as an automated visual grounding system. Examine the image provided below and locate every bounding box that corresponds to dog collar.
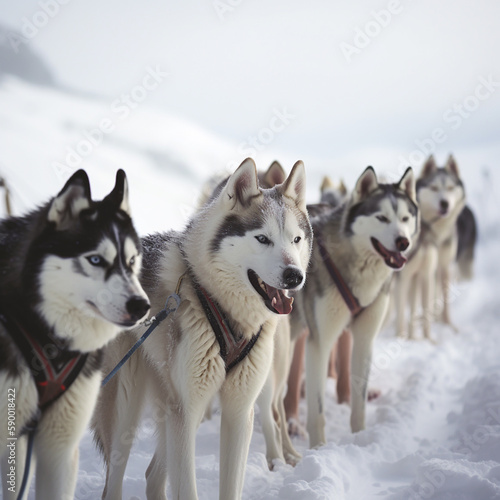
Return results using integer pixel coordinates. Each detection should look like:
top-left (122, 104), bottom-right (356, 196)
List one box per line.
top-left (0, 312), bottom-right (88, 411)
top-left (193, 282), bottom-right (261, 373)
top-left (315, 233), bottom-right (364, 317)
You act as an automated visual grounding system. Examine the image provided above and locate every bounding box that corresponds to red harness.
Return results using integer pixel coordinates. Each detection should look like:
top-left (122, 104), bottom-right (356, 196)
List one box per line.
top-left (1, 313), bottom-right (87, 410)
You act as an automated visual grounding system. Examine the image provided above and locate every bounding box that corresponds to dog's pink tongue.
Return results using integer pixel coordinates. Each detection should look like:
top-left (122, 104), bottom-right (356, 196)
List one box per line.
top-left (270, 289), bottom-right (294, 315)
top-left (389, 252), bottom-right (407, 269)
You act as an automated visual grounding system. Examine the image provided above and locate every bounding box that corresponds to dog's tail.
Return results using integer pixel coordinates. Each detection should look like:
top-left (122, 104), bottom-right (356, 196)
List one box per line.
top-left (456, 205), bottom-right (477, 281)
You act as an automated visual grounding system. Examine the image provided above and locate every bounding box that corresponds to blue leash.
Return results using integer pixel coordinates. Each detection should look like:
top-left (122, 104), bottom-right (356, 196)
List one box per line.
top-left (101, 293), bottom-right (181, 387)
top-left (15, 292), bottom-right (181, 499)
top-left (16, 425), bottom-right (36, 500)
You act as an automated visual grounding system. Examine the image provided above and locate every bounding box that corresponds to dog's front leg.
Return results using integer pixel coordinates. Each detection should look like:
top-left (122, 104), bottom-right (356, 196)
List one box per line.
top-left (304, 295), bottom-right (348, 448)
top-left (350, 291), bottom-right (389, 432)
top-left (35, 373), bottom-right (101, 499)
top-left (421, 246), bottom-right (439, 342)
top-left (35, 441), bottom-right (79, 499)
top-left (164, 406), bottom-right (199, 500)
top-left (257, 367), bottom-right (285, 467)
top-left (219, 390), bottom-right (255, 500)
top-left (305, 331), bottom-right (332, 448)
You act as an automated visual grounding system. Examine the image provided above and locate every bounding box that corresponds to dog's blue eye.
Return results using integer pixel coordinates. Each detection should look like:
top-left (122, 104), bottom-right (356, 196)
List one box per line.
top-left (294, 236), bottom-right (301, 244)
top-left (255, 235), bottom-right (271, 245)
top-left (129, 256), bottom-right (136, 267)
top-left (87, 255), bottom-right (105, 266)
top-left (377, 215), bottom-right (390, 224)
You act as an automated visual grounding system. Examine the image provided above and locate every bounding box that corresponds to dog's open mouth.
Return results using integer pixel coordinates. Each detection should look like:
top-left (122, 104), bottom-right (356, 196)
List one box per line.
top-left (248, 269), bottom-right (294, 315)
top-left (371, 238), bottom-right (407, 270)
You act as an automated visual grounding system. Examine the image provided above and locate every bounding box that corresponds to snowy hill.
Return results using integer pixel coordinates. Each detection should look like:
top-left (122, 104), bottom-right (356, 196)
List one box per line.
top-left (0, 24), bottom-right (56, 87)
top-left (1, 78), bottom-right (500, 500)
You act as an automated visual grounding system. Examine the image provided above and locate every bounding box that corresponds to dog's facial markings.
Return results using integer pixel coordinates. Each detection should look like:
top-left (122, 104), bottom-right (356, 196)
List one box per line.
top-left (417, 167), bottom-right (464, 219)
top-left (123, 236), bottom-right (141, 271)
top-left (346, 168), bottom-right (418, 270)
top-left (210, 214), bottom-right (264, 253)
top-left (79, 237), bottom-right (117, 278)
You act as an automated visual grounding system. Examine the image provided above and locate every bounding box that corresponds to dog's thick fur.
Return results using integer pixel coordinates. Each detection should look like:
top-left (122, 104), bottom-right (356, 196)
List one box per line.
top-left (0, 170), bottom-right (149, 499)
top-left (456, 204), bottom-right (477, 281)
top-left (395, 155), bottom-right (466, 340)
top-left (291, 166), bottom-right (418, 447)
top-left (92, 159), bottom-right (312, 500)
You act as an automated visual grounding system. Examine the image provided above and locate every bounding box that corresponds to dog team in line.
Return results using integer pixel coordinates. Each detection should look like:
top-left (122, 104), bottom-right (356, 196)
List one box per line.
top-left (0, 154), bottom-right (475, 499)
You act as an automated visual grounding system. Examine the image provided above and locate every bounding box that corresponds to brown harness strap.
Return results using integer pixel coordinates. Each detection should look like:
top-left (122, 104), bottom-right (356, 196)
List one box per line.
top-left (315, 233), bottom-right (364, 317)
top-left (194, 283), bottom-right (261, 372)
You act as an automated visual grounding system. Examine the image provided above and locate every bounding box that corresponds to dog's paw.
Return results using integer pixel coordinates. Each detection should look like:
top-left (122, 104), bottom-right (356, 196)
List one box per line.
top-left (367, 388), bottom-right (381, 401)
top-left (285, 451), bottom-right (302, 467)
top-left (287, 417), bottom-right (307, 438)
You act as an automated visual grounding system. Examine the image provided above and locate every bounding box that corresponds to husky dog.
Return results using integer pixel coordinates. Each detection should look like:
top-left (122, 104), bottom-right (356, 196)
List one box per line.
top-left (395, 155), bottom-right (466, 340)
top-left (92, 159), bottom-right (312, 500)
top-left (250, 161), bottom-right (305, 467)
top-left (0, 170), bottom-right (149, 499)
top-left (197, 159), bottom-right (302, 467)
top-left (320, 176), bottom-right (348, 207)
top-left (291, 166), bottom-right (418, 447)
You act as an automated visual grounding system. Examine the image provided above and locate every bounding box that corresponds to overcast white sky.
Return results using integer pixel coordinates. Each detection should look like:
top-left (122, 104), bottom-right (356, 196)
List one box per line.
top-left (1, 0), bottom-right (500, 166)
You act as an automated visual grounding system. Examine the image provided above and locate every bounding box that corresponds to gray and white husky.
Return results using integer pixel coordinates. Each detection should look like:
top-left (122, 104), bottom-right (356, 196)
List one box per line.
top-left (0, 170), bottom-right (149, 499)
top-left (291, 166), bottom-right (418, 447)
top-left (395, 155), bottom-right (466, 340)
top-left (92, 158), bottom-right (312, 500)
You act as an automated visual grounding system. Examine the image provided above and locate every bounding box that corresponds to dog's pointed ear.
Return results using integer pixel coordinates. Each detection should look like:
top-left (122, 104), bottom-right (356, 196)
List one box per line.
top-left (339, 179), bottom-right (348, 196)
top-left (261, 160), bottom-right (286, 188)
top-left (420, 155), bottom-right (437, 179)
top-left (48, 169), bottom-right (91, 229)
top-left (352, 166), bottom-right (378, 203)
top-left (398, 167), bottom-right (417, 204)
top-left (445, 155), bottom-right (460, 177)
top-left (281, 160), bottom-right (307, 212)
top-left (223, 158), bottom-right (260, 208)
top-left (320, 176), bottom-right (334, 194)
top-left (103, 169), bottom-right (131, 216)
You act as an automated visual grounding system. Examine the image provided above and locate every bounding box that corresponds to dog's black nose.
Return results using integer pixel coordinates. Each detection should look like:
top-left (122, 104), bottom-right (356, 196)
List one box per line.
top-left (396, 237), bottom-right (409, 252)
top-left (440, 200), bottom-right (449, 211)
top-left (126, 296), bottom-right (151, 320)
top-left (283, 267), bottom-right (304, 289)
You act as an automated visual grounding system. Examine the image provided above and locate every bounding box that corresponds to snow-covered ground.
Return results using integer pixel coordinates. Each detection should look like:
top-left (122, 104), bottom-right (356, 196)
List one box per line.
top-left (1, 79), bottom-right (500, 500)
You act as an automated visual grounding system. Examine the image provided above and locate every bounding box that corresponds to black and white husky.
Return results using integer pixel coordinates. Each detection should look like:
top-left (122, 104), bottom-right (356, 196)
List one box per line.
top-left (92, 159), bottom-right (312, 500)
top-left (291, 166), bottom-right (418, 447)
top-left (0, 170), bottom-right (149, 499)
